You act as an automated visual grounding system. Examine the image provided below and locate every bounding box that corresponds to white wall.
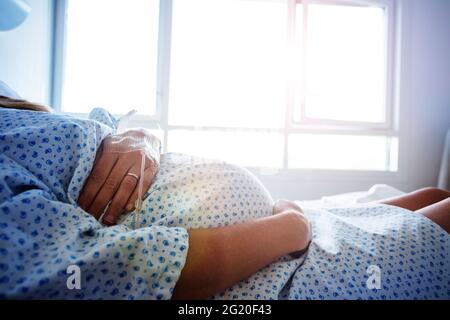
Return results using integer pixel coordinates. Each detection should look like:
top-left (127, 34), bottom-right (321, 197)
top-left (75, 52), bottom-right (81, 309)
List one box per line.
top-left (0, 0), bottom-right (53, 104)
top-left (0, 0), bottom-right (449, 200)
top-left (405, 0), bottom-right (450, 191)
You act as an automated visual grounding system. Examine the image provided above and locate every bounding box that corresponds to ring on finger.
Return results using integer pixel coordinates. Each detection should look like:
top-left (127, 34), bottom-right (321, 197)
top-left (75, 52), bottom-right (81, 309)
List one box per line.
top-left (126, 172), bottom-right (139, 181)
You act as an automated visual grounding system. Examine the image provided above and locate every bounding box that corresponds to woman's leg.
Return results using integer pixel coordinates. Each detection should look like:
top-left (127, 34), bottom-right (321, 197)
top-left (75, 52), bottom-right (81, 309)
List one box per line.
top-left (415, 197), bottom-right (450, 233)
top-left (377, 187), bottom-right (450, 211)
top-left (378, 187), bottom-right (450, 233)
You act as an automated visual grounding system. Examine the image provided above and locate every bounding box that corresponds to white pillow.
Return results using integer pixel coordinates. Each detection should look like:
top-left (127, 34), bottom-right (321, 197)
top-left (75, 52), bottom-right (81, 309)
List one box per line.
top-left (0, 80), bottom-right (21, 99)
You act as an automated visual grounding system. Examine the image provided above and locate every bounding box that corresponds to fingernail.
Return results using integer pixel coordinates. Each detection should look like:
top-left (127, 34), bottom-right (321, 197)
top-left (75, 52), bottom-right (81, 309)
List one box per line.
top-left (126, 204), bottom-right (134, 211)
top-left (103, 216), bottom-right (114, 226)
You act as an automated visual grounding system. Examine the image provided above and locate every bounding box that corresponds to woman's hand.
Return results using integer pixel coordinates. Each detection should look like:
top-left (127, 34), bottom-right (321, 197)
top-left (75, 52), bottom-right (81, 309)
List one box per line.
top-left (273, 199), bottom-right (304, 215)
top-left (273, 199), bottom-right (311, 258)
top-left (78, 129), bottom-right (161, 225)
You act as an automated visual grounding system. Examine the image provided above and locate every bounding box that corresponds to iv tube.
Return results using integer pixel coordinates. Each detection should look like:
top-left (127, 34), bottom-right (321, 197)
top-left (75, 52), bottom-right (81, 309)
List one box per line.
top-left (134, 150), bottom-right (146, 228)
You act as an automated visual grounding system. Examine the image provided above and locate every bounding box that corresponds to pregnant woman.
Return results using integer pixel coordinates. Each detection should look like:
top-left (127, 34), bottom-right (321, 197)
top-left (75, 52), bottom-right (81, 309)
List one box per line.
top-left (0, 92), bottom-right (449, 300)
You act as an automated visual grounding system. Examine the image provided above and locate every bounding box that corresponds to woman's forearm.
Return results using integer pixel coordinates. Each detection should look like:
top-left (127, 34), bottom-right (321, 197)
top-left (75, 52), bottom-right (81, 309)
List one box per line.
top-left (172, 211), bottom-right (310, 299)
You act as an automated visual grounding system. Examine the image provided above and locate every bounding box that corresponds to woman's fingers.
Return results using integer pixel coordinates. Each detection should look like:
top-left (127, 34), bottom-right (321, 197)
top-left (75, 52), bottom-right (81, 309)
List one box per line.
top-left (78, 149), bottom-right (117, 211)
top-left (87, 156), bottom-right (133, 219)
top-left (273, 199), bottom-right (303, 215)
top-left (125, 166), bottom-right (157, 213)
top-left (102, 164), bottom-right (141, 226)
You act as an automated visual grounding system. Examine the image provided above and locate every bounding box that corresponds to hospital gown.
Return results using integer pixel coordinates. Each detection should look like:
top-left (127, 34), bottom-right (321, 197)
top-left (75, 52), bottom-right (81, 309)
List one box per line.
top-left (0, 108), bottom-right (187, 299)
top-left (0, 108), bottom-right (449, 299)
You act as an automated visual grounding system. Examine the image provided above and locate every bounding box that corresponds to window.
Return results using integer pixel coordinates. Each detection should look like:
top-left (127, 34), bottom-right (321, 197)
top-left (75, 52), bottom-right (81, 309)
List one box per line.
top-left (289, 134), bottom-right (398, 171)
top-left (294, 3), bottom-right (387, 124)
top-left (61, 0), bottom-right (160, 116)
top-left (169, 0), bottom-right (287, 129)
top-left (57, 0), bottom-right (398, 172)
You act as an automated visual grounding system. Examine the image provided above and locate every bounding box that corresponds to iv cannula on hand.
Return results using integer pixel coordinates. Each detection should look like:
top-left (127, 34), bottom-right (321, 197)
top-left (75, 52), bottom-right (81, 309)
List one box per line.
top-left (99, 109), bottom-right (161, 228)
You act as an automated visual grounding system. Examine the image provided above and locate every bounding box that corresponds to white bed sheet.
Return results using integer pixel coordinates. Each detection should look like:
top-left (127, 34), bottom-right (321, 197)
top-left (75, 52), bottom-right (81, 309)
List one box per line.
top-left (296, 184), bottom-right (405, 208)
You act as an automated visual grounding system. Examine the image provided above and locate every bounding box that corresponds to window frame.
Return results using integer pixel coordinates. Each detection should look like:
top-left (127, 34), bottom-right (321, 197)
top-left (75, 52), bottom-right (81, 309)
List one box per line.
top-left (51, 0), bottom-right (402, 178)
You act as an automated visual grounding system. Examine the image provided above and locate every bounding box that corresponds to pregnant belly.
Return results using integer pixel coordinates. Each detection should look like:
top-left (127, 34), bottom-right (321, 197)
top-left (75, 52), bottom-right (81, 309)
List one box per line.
top-left (120, 153), bottom-right (274, 229)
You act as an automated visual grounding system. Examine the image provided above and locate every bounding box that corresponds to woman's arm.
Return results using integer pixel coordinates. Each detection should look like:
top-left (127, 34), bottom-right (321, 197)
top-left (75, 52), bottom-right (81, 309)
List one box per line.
top-left (172, 210), bottom-right (311, 299)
